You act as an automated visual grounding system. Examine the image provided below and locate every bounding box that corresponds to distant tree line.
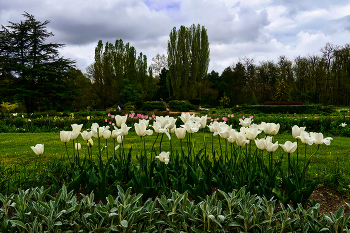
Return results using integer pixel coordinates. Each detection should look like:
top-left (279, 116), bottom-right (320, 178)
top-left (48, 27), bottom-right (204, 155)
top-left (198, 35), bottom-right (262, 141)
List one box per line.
top-left (157, 42), bottom-right (350, 107)
top-left (1, 13), bottom-right (350, 115)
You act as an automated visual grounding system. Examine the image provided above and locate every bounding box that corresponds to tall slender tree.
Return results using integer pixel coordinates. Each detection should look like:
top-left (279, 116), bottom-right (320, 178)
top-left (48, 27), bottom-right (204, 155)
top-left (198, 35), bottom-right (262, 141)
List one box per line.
top-left (167, 24), bottom-right (210, 100)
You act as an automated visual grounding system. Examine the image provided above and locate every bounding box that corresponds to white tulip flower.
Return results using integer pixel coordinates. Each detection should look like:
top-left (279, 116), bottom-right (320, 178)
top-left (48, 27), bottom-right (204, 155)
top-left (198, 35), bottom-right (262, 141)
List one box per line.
top-left (71, 124), bottom-right (83, 133)
top-left (135, 121), bottom-right (153, 137)
top-left (87, 139), bottom-right (93, 147)
top-left (115, 115), bottom-right (127, 127)
top-left (60, 131), bottom-right (71, 143)
top-left (175, 127), bottom-right (186, 140)
top-left (156, 151), bottom-right (170, 164)
top-left (266, 141), bottom-right (279, 152)
top-left (31, 144), bottom-right (44, 155)
top-left (292, 125), bottom-right (306, 139)
top-left (81, 131), bottom-right (92, 141)
top-left (75, 143), bottom-right (81, 151)
top-left (279, 141), bottom-right (297, 153)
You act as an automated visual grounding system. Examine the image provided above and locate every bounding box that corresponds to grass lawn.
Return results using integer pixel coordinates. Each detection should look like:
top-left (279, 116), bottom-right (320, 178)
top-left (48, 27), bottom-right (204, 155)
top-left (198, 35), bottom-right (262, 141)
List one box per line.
top-left (0, 131), bottom-right (349, 190)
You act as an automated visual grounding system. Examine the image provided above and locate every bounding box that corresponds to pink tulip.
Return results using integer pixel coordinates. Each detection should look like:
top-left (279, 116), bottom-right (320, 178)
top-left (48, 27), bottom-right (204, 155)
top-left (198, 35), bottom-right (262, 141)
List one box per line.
top-left (222, 117), bottom-right (227, 121)
top-left (109, 122), bottom-right (112, 124)
top-left (105, 119), bottom-right (108, 122)
top-left (152, 115), bottom-right (155, 118)
top-left (207, 116), bottom-right (211, 119)
top-left (112, 123), bottom-right (115, 126)
top-left (111, 115), bottom-right (114, 118)
top-left (211, 119), bottom-right (213, 121)
top-left (250, 116), bottom-right (253, 119)
top-left (231, 114), bottom-right (234, 117)
top-left (108, 113), bottom-right (111, 117)
top-left (149, 117), bottom-right (152, 120)
top-left (134, 117), bottom-right (138, 119)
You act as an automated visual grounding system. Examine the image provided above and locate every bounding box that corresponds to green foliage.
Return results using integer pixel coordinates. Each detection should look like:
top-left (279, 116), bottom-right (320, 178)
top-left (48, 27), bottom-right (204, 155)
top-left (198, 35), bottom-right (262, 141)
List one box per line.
top-left (168, 100), bottom-right (196, 112)
top-left (251, 92), bottom-right (258, 105)
top-left (167, 24), bottom-right (210, 100)
top-left (232, 105), bottom-right (335, 114)
top-left (219, 94), bottom-right (231, 108)
top-left (0, 13), bottom-right (75, 114)
top-left (274, 79), bottom-right (290, 101)
top-left (141, 101), bottom-right (166, 111)
top-left (0, 102), bottom-right (18, 114)
top-left (0, 184), bottom-right (349, 232)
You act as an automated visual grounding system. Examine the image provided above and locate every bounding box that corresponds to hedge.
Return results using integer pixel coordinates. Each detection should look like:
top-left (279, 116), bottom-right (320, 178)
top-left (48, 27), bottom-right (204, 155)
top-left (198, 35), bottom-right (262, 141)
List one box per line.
top-left (141, 101), bottom-right (166, 111)
top-left (168, 100), bottom-right (196, 112)
top-left (231, 105), bottom-right (335, 114)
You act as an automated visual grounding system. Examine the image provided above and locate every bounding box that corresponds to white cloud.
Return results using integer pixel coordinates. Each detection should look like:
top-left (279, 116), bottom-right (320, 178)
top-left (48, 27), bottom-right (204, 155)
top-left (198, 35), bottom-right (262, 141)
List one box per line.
top-left (1, 0), bottom-right (350, 74)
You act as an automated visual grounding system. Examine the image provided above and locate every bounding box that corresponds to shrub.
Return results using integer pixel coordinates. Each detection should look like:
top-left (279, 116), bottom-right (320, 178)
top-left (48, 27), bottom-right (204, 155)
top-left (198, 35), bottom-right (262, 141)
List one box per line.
top-left (142, 101), bottom-right (166, 111)
top-left (168, 100), bottom-right (196, 112)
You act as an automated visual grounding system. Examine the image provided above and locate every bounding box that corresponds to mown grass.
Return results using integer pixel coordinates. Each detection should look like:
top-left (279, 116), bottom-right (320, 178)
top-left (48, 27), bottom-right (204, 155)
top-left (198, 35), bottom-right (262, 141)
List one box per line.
top-left (0, 131), bottom-right (349, 192)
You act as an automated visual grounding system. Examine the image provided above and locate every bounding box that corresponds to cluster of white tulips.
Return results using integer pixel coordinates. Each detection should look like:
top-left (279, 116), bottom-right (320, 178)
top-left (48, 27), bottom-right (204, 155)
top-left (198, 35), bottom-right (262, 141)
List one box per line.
top-left (30, 112), bottom-right (333, 167)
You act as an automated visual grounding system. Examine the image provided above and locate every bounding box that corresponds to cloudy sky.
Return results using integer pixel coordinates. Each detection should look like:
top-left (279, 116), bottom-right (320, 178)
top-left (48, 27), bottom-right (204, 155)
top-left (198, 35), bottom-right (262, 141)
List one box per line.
top-left (1, 0), bottom-right (350, 74)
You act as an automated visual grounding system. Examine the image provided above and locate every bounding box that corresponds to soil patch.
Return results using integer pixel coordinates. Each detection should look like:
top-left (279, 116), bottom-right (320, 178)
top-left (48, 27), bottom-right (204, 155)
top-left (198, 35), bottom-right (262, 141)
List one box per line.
top-left (310, 185), bottom-right (349, 215)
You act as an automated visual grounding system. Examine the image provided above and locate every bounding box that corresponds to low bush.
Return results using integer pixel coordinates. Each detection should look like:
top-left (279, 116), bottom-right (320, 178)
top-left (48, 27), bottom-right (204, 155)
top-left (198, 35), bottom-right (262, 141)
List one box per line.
top-left (169, 100), bottom-right (196, 112)
top-left (231, 105), bottom-right (335, 114)
top-left (142, 101), bottom-right (166, 111)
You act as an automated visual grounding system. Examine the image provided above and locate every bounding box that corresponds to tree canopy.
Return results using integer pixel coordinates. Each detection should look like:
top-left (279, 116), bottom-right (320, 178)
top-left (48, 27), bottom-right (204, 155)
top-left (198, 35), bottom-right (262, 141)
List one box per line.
top-left (0, 12), bottom-right (75, 114)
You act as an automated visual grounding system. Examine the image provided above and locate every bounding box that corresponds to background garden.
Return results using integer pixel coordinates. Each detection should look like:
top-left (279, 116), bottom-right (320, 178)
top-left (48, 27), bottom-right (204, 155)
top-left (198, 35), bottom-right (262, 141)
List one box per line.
top-left (1, 13), bottom-right (350, 232)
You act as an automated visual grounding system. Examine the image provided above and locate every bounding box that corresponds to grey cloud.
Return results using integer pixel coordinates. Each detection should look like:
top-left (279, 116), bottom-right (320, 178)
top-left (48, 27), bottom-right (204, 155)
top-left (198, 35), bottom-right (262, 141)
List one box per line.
top-left (272, 0), bottom-right (350, 18)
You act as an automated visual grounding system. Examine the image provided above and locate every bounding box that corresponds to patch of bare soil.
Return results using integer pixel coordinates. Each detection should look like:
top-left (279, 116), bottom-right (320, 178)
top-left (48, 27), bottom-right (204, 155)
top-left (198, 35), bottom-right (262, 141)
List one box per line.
top-left (310, 185), bottom-right (349, 215)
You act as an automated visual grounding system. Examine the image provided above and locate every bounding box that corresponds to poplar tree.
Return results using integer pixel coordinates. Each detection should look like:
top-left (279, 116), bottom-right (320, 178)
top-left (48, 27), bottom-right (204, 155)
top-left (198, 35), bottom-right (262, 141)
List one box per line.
top-left (167, 24), bottom-right (210, 100)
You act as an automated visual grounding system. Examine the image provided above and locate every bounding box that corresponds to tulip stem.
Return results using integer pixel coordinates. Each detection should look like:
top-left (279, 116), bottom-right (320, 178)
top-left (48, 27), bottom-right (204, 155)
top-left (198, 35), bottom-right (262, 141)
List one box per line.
top-left (211, 134), bottom-right (214, 158)
top-left (151, 133), bottom-right (159, 158)
top-left (218, 135), bottom-right (223, 160)
top-left (159, 133), bottom-right (164, 154)
top-left (288, 153), bottom-right (291, 176)
top-left (64, 142), bottom-right (69, 160)
top-left (76, 138), bottom-right (79, 164)
top-left (296, 139), bottom-right (299, 166)
top-left (105, 139), bottom-right (108, 160)
top-left (72, 139), bottom-right (75, 163)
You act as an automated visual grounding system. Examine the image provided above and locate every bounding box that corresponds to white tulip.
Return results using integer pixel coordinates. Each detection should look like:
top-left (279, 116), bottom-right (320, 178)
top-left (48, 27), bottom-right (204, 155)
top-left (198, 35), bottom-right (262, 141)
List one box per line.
top-left (175, 127), bottom-right (186, 140)
top-left (296, 131), bottom-right (313, 145)
top-left (87, 139), bottom-right (93, 147)
top-left (279, 141), bottom-right (297, 153)
top-left (75, 143), bottom-right (81, 151)
top-left (135, 121), bottom-right (153, 137)
top-left (60, 131), bottom-right (71, 143)
top-left (156, 151), bottom-right (170, 164)
top-left (266, 141), bottom-right (279, 152)
top-left (255, 138), bottom-right (268, 150)
top-left (264, 123), bottom-right (280, 136)
top-left (115, 115), bottom-right (127, 127)
top-left (81, 131), bottom-right (92, 141)
top-left (292, 125), bottom-right (306, 139)
top-left (239, 118), bottom-right (252, 127)
top-left (71, 124), bottom-right (83, 133)
top-left (31, 144), bottom-right (44, 155)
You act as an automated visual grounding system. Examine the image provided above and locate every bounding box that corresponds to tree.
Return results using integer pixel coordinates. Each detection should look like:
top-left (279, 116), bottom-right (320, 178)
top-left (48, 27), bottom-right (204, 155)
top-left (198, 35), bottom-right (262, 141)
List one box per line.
top-left (0, 12), bottom-right (75, 114)
top-left (167, 24), bottom-right (210, 100)
top-left (150, 53), bottom-right (167, 79)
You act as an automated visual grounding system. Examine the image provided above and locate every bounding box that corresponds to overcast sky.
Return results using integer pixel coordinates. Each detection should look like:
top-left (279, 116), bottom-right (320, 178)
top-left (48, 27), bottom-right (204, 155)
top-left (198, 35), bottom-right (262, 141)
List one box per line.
top-left (1, 0), bottom-right (350, 75)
